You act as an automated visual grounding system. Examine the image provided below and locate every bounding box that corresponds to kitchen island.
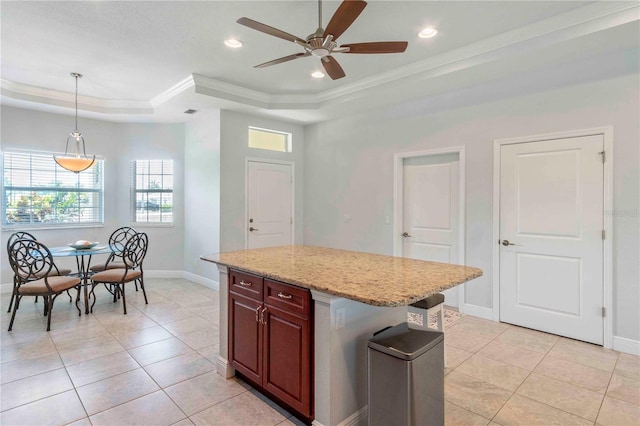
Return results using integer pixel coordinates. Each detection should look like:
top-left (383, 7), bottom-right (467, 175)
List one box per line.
top-left (201, 245), bottom-right (482, 426)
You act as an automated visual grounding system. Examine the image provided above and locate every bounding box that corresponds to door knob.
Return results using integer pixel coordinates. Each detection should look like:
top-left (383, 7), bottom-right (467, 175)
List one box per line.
top-left (249, 227), bottom-right (259, 232)
top-left (501, 239), bottom-right (516, 246)
top-left (402, 232), bottom-right (412, 238)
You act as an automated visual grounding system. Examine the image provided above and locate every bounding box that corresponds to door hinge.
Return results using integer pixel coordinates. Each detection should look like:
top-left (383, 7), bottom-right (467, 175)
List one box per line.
top-left (599, 151), bottom-right (605, 163)
top-left (602, 307), bottom-right (606, 317)
top-left (602, 230), bottom-right (606, 240)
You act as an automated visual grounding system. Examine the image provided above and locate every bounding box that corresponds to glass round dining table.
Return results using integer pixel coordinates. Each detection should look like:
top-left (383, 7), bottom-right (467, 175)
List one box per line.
top-left (49, 245), bottom-right (115, 314)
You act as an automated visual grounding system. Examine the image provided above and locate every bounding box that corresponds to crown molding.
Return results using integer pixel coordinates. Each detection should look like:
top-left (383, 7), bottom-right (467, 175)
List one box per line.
top-left (150, 75), bottom-right (195, 107)
top-left (2, 1), bottom-right (637, 116)
top-left (0, 78), bottom-right (154, 114)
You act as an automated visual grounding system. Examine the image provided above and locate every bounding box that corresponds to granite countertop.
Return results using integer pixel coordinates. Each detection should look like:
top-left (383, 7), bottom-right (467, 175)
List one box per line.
top-left (201, 245), bottom-right (483, 307)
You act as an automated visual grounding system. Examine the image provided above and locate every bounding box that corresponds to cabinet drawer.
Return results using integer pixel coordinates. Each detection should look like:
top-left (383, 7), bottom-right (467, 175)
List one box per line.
top-left (230, 270), bottom-right (264, 301)
top-left (265, 279), bottom-right (311, 318)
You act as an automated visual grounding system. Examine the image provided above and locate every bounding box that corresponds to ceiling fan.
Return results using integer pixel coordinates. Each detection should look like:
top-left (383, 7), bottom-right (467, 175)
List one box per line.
top-left (237, 0), bottom-right (408, 80)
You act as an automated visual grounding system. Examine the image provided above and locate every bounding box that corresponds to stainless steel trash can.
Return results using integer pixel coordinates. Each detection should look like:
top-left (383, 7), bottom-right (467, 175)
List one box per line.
top-left (368, 322), bottom-right (444, 426)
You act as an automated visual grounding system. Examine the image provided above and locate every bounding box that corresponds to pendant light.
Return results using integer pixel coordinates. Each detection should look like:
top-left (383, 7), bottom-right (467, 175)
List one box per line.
top-left (53, 72), bottom-right (95, 173)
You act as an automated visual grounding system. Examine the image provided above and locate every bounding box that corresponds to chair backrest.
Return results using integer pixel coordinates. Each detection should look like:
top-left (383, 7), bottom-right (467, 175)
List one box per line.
top-left (6, 231), bottom-right (36, 254)
top-left (109, 227), bottom-right (137, 256)
top-left (9, 239), bottom-right (54, 281)
top-left (122, 232), bottom-right (148, 270)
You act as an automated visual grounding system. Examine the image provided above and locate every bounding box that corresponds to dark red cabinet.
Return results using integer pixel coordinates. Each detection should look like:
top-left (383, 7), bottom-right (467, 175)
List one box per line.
top-left (228, 270), bottom-right (313, 421)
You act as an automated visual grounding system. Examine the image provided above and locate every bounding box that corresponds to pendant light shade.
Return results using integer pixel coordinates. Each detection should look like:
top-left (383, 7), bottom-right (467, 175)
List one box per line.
top-left (54, 73), bottom-right (95, 173)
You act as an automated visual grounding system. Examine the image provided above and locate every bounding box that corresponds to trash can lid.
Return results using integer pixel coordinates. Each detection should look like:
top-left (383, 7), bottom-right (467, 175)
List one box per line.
top-left (368, 322), bottom-right (444, 360)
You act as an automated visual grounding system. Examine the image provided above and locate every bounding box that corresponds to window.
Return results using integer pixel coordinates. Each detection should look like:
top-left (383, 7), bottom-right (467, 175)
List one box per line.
top-left (132, 160), bottom-right (173, 224)
top-left (248, 126), bottom-right (292, 152)
top-left (2, 150), bottom-right (104, 227)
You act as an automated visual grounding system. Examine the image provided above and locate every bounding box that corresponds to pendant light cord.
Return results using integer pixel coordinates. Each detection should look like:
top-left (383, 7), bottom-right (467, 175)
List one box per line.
top-left (74, 74), bottom-right (79, 131)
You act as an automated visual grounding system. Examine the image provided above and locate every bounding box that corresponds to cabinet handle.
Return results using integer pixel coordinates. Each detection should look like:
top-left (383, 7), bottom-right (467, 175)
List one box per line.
top-left (277, 292), bottom-right (292, 300)
top-left (260, 306), bottom-right (268, 325)
top-left (239, 280), bottom-right (252, 287)
top-left (255, 305), bottom-right (261, 323)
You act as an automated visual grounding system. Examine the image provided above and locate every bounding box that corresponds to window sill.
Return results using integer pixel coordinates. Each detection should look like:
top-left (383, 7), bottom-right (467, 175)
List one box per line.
top-left (130, 222), bottom-right (174, 228)
top-left (2, 223), bottom-right (105, 232)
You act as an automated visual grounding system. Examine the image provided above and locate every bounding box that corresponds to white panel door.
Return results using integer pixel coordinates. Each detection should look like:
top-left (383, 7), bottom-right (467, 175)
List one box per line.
top-left (402, 156), bottom-right (460, 307)
top-left (499, 135), bottom-right (604, 344)
top-left (247, 161), bottom-right (293, 249)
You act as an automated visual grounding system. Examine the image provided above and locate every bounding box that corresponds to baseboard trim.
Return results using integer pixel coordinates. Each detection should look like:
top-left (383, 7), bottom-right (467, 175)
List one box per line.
top-left (311, 406), bottom-right (367, 426)
top-left (1, 271), bottom-right (218, 293)
top-left (461, 303), bottom-right (493, 320)
top-left (613, 336), bottom-right (640, 356)
top-left (339, 406), bottom-right (367, 426)
top-left (183, 271), bottom-right (219, 291)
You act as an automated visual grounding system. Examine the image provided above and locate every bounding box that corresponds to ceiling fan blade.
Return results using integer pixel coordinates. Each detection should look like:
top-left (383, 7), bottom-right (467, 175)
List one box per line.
top-left (323, 0), bottom-right (367, 41)
top-left (255, 52), bottom-right (311, 68)
top-left (237, 17), bottom-right (307, 44)
top-left (341, 41), bottom-right (408, 54)
top-left (322, 56), bottom-right (346, 80)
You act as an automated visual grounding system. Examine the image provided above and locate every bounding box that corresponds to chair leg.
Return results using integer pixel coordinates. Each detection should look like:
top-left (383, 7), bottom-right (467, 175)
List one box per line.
top-left (7, 279), bottom-right (18, 313)
top-left (139, 277), bottom-right (148, 305)
top-left (75, 286), bottom-right (82, 316)
top-left (89, 283), bottom-right (99, 313)
top-left (121, 283), bottom-right (127, 315)
top-left (46, 295), bottom-right (56, 332)
top-left (43, 296), bottom-right (49, 316)
top-left (8, 295), bottom-right (22, 331)
top-left (34, 295), bottom-right (39, 304)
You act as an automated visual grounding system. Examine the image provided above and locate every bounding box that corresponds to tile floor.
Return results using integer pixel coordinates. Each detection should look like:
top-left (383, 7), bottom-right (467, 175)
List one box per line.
top-left (1, 278), bottom-right (639, 426)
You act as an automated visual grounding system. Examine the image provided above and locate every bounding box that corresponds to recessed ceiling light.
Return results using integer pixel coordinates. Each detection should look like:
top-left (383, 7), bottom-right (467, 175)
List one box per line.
top-left (418, 27), bottom-right (438, 39)
top-left (311, 71), bottom-right (325, 79)
top-left (224, 38), bottom-right (243, 48)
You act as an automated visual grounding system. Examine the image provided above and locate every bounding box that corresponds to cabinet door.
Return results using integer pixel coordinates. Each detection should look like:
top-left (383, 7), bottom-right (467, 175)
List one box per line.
top-left (262, 305), bottom-right (312, 418)
top-left (229, 291), bottom-right (262, 384)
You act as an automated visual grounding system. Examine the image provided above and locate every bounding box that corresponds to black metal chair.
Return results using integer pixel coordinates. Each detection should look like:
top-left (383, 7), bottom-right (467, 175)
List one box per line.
top-left (89, 226), bottom-right (142, 296)
top-left (90, 232), bottom-right (149, 314)
top-left (6, 232), bottom-right (72, 313)
top-left (89, 226), bottom-right (137, 273)
top-left (7, 239), bottom-right (81, 331)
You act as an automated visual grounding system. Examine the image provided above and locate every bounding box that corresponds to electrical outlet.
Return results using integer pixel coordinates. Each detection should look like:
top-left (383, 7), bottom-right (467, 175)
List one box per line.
top-left (335, 307), bottom-right (346, 329)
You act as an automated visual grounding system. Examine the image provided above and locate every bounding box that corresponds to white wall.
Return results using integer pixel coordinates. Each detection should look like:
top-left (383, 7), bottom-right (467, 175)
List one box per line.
top-left (219, 110), bottom-right (305, 252)
top-left (1, 106), bottom-right (186, 284)
top-left (303, 73), bottom-right (640, 343)
top-left (184, 110), bottom-right (221, 285)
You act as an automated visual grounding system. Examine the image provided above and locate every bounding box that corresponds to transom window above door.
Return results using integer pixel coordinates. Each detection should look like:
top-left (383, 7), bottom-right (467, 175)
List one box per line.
top-left (248, 126), bottom-right (292, 153)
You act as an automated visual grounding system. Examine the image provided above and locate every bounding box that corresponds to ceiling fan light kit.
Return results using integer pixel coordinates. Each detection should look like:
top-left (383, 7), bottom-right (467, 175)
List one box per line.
top-left (237, 0), bottom-right (408, 80)
top-left (53, 73), bottom-right (96, 173)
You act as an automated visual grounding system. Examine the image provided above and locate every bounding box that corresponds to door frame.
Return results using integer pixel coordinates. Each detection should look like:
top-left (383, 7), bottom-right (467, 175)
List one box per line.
top-left (492, 127), bottom-right (613, 348)
top-left (393, 146), bottom-right (466, 311)
top-left (244, 157), bottom-right (295, 249)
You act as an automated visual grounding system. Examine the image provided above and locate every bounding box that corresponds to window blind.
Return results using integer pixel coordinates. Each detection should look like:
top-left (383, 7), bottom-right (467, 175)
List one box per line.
top-left (2, 150), bottom-right (104, 226)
